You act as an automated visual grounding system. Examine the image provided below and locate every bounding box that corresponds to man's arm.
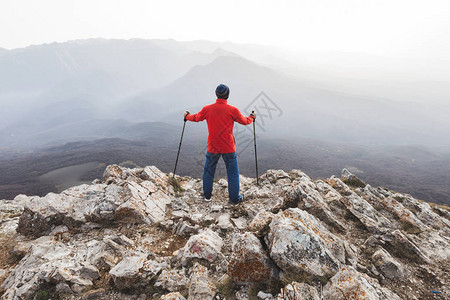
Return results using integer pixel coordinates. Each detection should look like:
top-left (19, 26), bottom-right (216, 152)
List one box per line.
top-left (185, 107), bottom-right (207, 122)
top-left (233, 107), bottom-right (255, 125)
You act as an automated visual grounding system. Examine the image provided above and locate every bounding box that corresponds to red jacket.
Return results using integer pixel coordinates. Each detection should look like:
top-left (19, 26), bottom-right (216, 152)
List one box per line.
top-left (186, 99), bottom-right (254, 153)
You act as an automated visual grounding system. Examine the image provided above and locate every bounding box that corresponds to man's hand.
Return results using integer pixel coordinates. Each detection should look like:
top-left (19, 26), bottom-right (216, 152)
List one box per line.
top-left (184, 110), bottom-right (190, 121)
top-left (250, 111), bottom-right (256, 120)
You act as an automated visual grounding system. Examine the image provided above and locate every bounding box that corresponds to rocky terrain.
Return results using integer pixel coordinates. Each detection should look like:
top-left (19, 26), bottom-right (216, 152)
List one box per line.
top-left (0, 165), bottom-right (449, 299)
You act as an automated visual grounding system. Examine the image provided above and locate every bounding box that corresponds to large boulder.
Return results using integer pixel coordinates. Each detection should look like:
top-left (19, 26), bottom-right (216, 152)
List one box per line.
top-left (0, 236), bottom-right (108, 299)
top-left (285, 177), bottom-right (346, 232)
top-left (227, 232), bottom-right (274, 282)
top-left (323, 266), bottom-right (401, 300)
top-left (328, 177), bottom-right (392, 234)
top-left (16, 165), bottom-right (172, 237)
top-left (109, 255), bottom-right (165, 290)
top-left (114, 181), bottom-right (171, 224)
top-left (267, 208), bottom-right (345, 280)
top-left (390, 193), bottom-right (450, 232)
top-left (379, 195), bottom-right (428, 233)
top-left (17, 184), bottom-right (106, 237)
top-left (177, 229), bottom-right (224, 266)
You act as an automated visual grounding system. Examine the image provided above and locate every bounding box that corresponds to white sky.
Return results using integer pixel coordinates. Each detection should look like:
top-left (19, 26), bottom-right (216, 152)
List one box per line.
top-left (1, 0), bottom-right (449, 60)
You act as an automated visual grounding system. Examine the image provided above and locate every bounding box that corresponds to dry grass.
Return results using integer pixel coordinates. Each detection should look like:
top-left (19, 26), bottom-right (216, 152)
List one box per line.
top-left (168, 176), bottom-right (185, 197)
top-left (428, 202), bottom-right (450, 211)
top-left (0, 233), bottom-right (21, 288)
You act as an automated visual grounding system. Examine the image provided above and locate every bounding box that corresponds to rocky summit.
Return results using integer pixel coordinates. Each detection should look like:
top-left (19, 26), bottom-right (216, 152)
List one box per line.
top-left (0, 165), bottom-right (449, 300)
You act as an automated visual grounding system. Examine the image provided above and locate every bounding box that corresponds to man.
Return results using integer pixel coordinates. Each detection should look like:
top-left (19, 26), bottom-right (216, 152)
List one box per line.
top-left (184, 84), bottom-right (256, 204)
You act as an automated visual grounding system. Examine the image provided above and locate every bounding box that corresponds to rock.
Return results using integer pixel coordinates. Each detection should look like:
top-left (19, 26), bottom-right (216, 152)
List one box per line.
top-left (50, 225), bottom-right (69, 236)
top-left (142, 166), bottom-right (170, 188)
top-left (379, 196), bottom-right (428, 233)
top-left (56, 282), bottom-right (73, 294)
top-left (103, 164), bottom-right (127, 182)
top-left (230, 217), bottom-right (247, 230)
top-left (370, 264), bottom-right (380, 276)
top-left (172, 220), bottom-right (200, 236)
top-left (341, 168), bottom-right (366, 187)
top-left (285, 178), bottom-right (346, 232)
top-left (112, 234), bottom-right (135, 247)
top-left (260, 169), bottom-right (290, 185)
top-left (161, 292), bottom-right (187, 300)
top-left (406, 230), bottom-right (450, 261)
top-left (343, 241), bottom-right (358, 267)
top-left (172, 210), bottom-right (188, 218)
top-left (257, 291), bottom-right (273, 299)
top-left (80, 264), bottom-right (100, 280)
top-left (341, 168), bottom-right (356, 180)
top-left (392, 193), bottom-right (450, 231)
top-left (17, 165), bottom-right (173, 237)
top-left (115, 182), bottom-right (172, 224)
top-left (248, 211), bottom-right (275, 232)
top-left (372, 248), bottom-right (404, 279)
top-left (92, 247), bottom-right (122, 271)
top-left (0, 236), bottom-right (106, 299)
top-left (190, 213), bottom-right (204, 223)
top-left (276, 282), bottom-right (320, 300)
top-left (109, 255), bottom-right (163, 290)
top-left (323, 266), bottom-right (401, 299)
top-left (217, 214), bottom-right (233, 230)
top-left (0, 198), bottom-right (26, 220)
top-left (227, 232), bottom-right (274, 282)
top-left (243, 184), bottom-right (283, 202)
top-left (218, 179), bottom-right (228, 187)
top-left (155, 269), bottom-right (189, 291)
top-left (267, 208), bottom-right (345, 280)
top-left (211, 205), bottom-right (223, 212)
top-left (340, 191), bottom-right (392, 234)
top-left (188, 263), bottom-right (216, 300)
top-left (2, 164), bottom-right (449, 300)
top-left (178, 229), bottom-right (224, 266)
top-left (16, 184), bottom-right (106, 237)
top-left (381, 230), bottom-right (429, 263)
top-left (327, 175), bottom-right (354, 195)
top-left (172, 198), bottom-right (190, 211)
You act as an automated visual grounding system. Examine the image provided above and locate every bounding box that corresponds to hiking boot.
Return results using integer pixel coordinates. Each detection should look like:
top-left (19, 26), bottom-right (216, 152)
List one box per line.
top-left (230, 194), bottom-right (244, 205)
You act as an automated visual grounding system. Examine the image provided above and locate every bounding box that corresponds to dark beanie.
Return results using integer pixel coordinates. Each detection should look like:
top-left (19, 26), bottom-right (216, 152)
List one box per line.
top-left (215, 84), bottom-right (230, 99)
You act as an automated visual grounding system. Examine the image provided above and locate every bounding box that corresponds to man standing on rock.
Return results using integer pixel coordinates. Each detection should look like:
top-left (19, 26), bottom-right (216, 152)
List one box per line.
top-left (184, 84), bottom-right (256, 204)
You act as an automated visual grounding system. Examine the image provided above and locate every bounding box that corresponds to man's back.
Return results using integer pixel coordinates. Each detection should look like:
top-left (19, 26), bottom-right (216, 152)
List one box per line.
top-left (186, 99), bottom-right (253, 153)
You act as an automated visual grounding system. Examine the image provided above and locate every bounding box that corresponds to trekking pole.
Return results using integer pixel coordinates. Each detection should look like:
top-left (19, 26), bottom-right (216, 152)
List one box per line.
top-left (173, 114), bottom-right (187, 177)
top-left (252, 110), bottom-right (259, 186)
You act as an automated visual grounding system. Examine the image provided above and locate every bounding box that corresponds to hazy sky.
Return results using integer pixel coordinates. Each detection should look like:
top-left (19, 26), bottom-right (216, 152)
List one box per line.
top-left (1, 0), bottom-right (449, 60)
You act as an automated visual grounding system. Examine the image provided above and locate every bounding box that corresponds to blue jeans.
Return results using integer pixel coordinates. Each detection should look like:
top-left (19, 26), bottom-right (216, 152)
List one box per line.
top-left (203, 151), bottom-right (242, 203)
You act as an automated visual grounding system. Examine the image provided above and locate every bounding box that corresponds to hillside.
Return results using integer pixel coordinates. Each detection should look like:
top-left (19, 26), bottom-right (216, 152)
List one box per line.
top-left (0, 165), bottom-right (449, 299)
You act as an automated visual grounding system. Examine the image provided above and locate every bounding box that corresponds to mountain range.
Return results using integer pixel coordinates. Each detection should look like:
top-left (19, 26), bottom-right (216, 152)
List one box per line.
top-left (0, 38), bottom-right (449, 206)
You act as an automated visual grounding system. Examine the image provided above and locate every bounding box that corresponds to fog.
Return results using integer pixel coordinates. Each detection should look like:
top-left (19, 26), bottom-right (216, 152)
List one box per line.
top-left (1, 0), bottom-right (449, 204)
top-left (0, 38), bottom-right (449, 150)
